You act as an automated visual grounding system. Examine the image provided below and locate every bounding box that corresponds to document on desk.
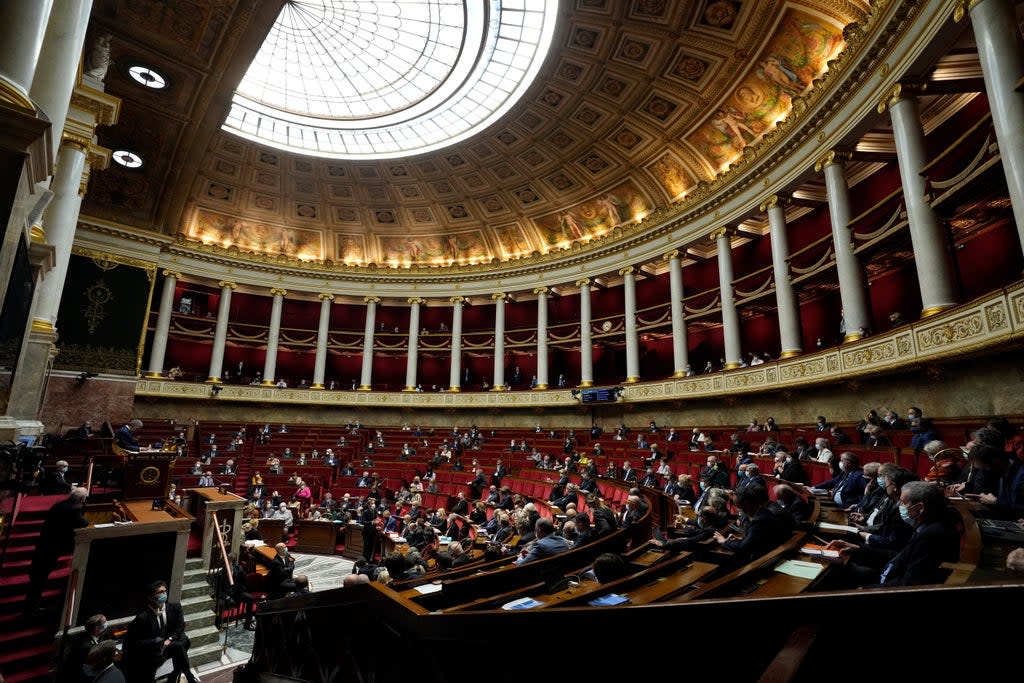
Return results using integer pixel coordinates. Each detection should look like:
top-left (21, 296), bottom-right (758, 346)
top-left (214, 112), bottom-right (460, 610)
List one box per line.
top-left (817, 521), bottom-right (858, 533)
top-left (501, 597), bottom-right (544, 610)
top-left (774, 559), bottom-right (825, 580)
top-left (413, 583), bottom-right (443, 595)
top-left (588, 593), bottom-right (630, 607)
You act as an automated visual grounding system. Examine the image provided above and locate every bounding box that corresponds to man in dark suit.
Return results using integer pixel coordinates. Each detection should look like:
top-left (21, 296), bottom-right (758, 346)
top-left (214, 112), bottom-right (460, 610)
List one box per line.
top-left (491, 459), bottom-right (507, 488)
top-left (60, 613), bottom-right (109, 683)
top-left (714, 485), bottom-right (795, 564)
top-left (114, 419), bottom-right (142, 451)
top-left (263, 543), bottom-right (297, 599)
top-left (26, 488), bottom-right (88, 615)
top-left (467, 467), bottom-right (487, 500)
top-left (123, 580), bottom-right (197, 683)
top-left (819, 452), bottom-right (867, 508)
top-left (700, 454), bottom-right (730, 489)
top-left (515, 518), bottom-right (570, 564)
top-left (621, 461), bottom-right (638, 484)
top-left (40, 459), bottom-right (73, 495)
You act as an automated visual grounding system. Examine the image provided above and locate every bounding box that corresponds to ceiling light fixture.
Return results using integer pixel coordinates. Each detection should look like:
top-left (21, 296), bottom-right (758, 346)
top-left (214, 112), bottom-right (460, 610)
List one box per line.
top-left (112, 150), bottom-right (144, 168)
top-left (127, 65), bottom-right (168, 89)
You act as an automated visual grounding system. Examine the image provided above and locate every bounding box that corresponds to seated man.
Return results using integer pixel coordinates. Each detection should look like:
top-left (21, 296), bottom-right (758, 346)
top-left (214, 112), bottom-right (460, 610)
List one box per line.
top-left (122, 580), bottom-right (197, 683)
top-left (40, 460), bottom-right (73, 495)
top-left (115, 419), bottom-right (143, 452)
top-left (515, 518), bottom-right (570, 565)
top-left (198, 471), bottom-right (215, 487)
top-left (713, 485), bottom-right (795, 563)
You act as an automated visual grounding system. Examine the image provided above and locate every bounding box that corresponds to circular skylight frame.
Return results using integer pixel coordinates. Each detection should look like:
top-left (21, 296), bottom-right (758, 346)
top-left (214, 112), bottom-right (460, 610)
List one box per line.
top-left (223, 0), bottom-right (558, 160)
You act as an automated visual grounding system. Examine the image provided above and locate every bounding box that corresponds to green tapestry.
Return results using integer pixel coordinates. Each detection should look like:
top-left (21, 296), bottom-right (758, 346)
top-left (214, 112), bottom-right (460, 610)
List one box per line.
top-left (54, 251), bottom-right (155, 376)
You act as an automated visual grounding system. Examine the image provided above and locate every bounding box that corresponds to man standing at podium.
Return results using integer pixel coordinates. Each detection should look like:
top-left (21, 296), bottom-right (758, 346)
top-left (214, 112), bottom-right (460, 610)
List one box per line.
top-left (115, 419), bottom-right (143, 452)
top-left (123, 580), bottom-right (197, 683)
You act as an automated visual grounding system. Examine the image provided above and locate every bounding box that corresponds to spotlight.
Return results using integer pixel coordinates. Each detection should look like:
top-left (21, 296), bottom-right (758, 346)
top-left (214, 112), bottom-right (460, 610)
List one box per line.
top-left (570, 389), bottom-right (581, 402)
top-left (76, 371), bottom-right (98, 384)
top-left (210, 385), bottom-right (223, 396)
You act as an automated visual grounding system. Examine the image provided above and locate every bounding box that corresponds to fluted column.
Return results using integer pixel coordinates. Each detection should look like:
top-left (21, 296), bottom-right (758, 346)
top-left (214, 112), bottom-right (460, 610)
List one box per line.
top-left (816, 151), bottom-right (871, 341)
top-left (576, 279), bottom-right (594, 387)
top-left (762, 196), bottom-right (803, 358)
top-left (403, 297), bottom-right (423, 391)
top-left (713, 228), bottom-right (743, 368)
top-left (358, 296), bottom-right (379, 390)
top-left (207, 281), bottom-right (235, 382)
top-left (261, 288), bottom-right (287, 385)
top-left (665, 250), bottom-right (690, 376)
top-left (145, 270), bottom-right (181, 377)
top-left (448, 296), bottom-right (465, 392)
top-left (311, 293), bottom-right (333, 389)
top-left (30, 0), bottom-right (95, 158)
top-left (491, 293), bottom-right (506, 390)
top-left (620, 267), bottom-right (641, 382)
top-left (0, 0), bottom-right (54, 96)
top-left (879, 85), bottom-right (957, 316)
top-left (958, 0), bottom-right (1024, 255)
top-left (533, 287), bottom-right (549, 389)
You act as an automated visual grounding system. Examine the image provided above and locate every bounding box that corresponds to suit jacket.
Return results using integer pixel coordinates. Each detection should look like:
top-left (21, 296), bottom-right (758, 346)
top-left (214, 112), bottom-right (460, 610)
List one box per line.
top-left (780, 460), bottom-right (810, 485)
top-left (124, 602), bottom-right (188, 671)
top-left (40, 470), bottom-right (72, 495)
top-left (515, 534), bottom-right (570, 564)
top-left (879, 516), bottom-right (960, 586)
top-left (820, 469), bottom-right (867, 508)
top-left (114, 425), bottom-right (139, 451)
top-left (93, 665), bottom-right (126, 683)
top-left (621, 468), bottom-right (638, 483)
top-left (722, 507), bottom-right (796, 563)
top-left (265, 555), bottom-right (296, 598)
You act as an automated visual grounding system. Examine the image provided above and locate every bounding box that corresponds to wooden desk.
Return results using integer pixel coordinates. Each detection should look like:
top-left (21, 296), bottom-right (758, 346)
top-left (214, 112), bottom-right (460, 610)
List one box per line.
top-left (294, 519), bottom-right (339, 554)
top-left (343, 523), bottom-right (365, 560)
top-left (624, 560), bottom-right (720, 604)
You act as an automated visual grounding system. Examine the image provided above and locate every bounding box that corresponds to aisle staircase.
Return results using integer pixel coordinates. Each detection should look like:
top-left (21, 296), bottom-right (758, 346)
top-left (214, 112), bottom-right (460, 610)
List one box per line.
top-left (178, 558), bottom-right (223, 670)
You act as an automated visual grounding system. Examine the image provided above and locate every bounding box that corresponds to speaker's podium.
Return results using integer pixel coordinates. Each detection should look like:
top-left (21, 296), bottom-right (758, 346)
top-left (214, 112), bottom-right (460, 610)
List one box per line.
top-left (62, 445), bottom-right (193, 627)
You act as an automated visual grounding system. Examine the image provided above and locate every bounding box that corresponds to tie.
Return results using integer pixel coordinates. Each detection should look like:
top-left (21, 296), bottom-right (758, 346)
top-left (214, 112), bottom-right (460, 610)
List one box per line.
top-left (158, 608), bottom-right (166, 634)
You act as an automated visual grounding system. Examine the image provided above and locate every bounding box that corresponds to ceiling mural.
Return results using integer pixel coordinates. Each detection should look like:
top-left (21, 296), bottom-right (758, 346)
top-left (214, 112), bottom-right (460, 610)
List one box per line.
top-left (83, 0), bottom-right (871, 270)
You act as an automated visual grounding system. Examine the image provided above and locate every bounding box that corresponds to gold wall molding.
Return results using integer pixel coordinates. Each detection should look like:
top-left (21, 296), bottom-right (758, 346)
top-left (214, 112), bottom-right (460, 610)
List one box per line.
top-left (71, 246), bottom-right (156, 275)
top-left (318, 293), bottom-right (335, 301)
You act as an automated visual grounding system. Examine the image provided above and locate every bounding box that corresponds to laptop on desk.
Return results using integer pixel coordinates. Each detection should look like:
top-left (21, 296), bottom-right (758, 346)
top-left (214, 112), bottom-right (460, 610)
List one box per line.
top-left (977, 518), bottom-right (1024, 543)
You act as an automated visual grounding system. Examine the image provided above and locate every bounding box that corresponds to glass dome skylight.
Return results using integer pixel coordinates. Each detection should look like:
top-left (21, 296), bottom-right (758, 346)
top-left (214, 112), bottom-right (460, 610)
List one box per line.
top-left (224, 0), bottom-right (557, 159)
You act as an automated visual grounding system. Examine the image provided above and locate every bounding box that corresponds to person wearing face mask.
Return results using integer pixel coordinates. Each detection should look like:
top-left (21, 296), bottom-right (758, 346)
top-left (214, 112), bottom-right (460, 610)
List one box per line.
top-left (824, 480), bottom-right (960, 587)
top-left (713, 485), bottom-right (796, 564)
top-left (123, 580), bottom-right (197, 683)
top-left (921, 439), bottom-right (965, 486)
top-left (777, 449), bottom-right (810, 484)
top-left (60, 613), bottom-right (110, 683)
top-left (85, 640), bottom-right (124, 683)
top-left (817, 452), bottom-right (866, 508)
top-left (963, 444), bottom-right (1024, 518)
top-left (263, 542), bottom-right (297, 599)
top-left (41, 460), bottom-right (73, 495)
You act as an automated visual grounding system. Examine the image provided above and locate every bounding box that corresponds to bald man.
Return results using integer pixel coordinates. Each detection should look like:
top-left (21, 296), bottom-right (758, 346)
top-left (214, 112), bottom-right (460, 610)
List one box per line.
top-left (264, 542), bottom-right (296, 599)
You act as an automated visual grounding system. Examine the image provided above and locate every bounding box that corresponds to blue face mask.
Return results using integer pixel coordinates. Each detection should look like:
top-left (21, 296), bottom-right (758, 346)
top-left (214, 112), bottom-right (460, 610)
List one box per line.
top-left (699, 482), bottom-right (707, 491)
top-left (876, 476), bottom-right (885, 486)
top-left (157, 593), bottom-right (168, 604)
top-left (61, 467), bottom-right (69, 473)
top-left (898, 503), bottom-right (914, 525)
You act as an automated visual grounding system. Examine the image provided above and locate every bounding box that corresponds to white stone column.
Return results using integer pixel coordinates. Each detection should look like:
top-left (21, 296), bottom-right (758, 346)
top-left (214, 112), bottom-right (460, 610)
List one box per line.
top-left (448, 296), bottom-right (464, 392)
top-left (576, 278), bottom-right (594, 387)
top-left (260, 288), bottom-right (286, 385)
top-left (713, 228), bottom-right (743, 368)
top-left (491, 293), bottom-right (506, 390)
top-left (145, 270), bottom-right (180, 377)
top-left (665, 250), bottom-right (690, 376)
top-left (620, 266), bottom-right (641, 382)
top-left (311, 293), bottom-right (333, 389)
top-left (30, 0), bottom-right (94, 158)
top-left (533, 287), bottom-right (549, 389)
top-left (0, 0), bottom-right (54, 96)
top-left (879, 85), bottom-right (957, 316)
top-left (816, 151), bottom-right (871, 341)
top-left (762, 195), bottom-right (803, 357)
top-left (961, 0), bottom-right (1024, 255)
top-left (358, 296), bottom-right (379, 390)
top-left (207, 281), bottom-right (235, 382)
top-left (403, 297), bottom-right (423, 391)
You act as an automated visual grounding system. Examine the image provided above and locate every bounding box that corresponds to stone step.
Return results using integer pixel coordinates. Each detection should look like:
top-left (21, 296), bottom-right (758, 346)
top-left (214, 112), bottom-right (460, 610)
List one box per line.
top-left (187, 625), bottom-right (221, 649)
top-left (184, 608), bottom-right (218, 631)
top-left (189, 641), bottom-right (223, 668)
top-left (181, 594), bottom-right (215, 612)
top-left (185, 558), bottom-right (205, 571)
top-left (185, 567), bottom-right (209, 581)
top-left (182, 582), bottom-right (212, 600)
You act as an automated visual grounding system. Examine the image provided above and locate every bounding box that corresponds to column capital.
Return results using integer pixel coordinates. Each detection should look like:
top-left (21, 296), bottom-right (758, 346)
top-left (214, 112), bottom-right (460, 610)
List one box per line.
top-left (449, 296), bottom-right (465, 304)
top-left (407, 297), bottom-right (424, 305)
top-left (760, 194), bottom-right (789, 212)
top-left (618, 266), bottom-right (635, 277)
top-left (709, 227), bottom-right (732, 241)
top-left (318, 293), bottom-right (335, 301)
top-left (161, 269), bottom-right (182, 280)
top-left (662, 249), bottom-right (681, 261)
top-left (575, 278), bottom-right (591, 287)
top-left (61, 129), bottom-right (91, 153)
top-left (813, 149), bottom-right (852, 172)
top-left (876, 82), bottom-right (925, 114)
top-left (217, 280), bottom-right (236, 290)
top-left (532, 287), bottom-right (549, 296)
top-left (270, 287), bottom-right (288, 297)
top-left (491, 292), bottom-right (507, 301)
top-left (363, 296), bottom-right (381, 304)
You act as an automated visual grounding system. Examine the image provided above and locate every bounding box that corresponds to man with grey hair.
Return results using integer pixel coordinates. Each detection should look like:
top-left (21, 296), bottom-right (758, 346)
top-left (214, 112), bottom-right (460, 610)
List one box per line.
top-left (515, 517), bottom-right (570, 564)
top-left (26, 487), bottom-right (89, 615)
top-left (115, 419), bottom-right (144, 451)
top-left (41, 459), bottom-right (72, 494)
